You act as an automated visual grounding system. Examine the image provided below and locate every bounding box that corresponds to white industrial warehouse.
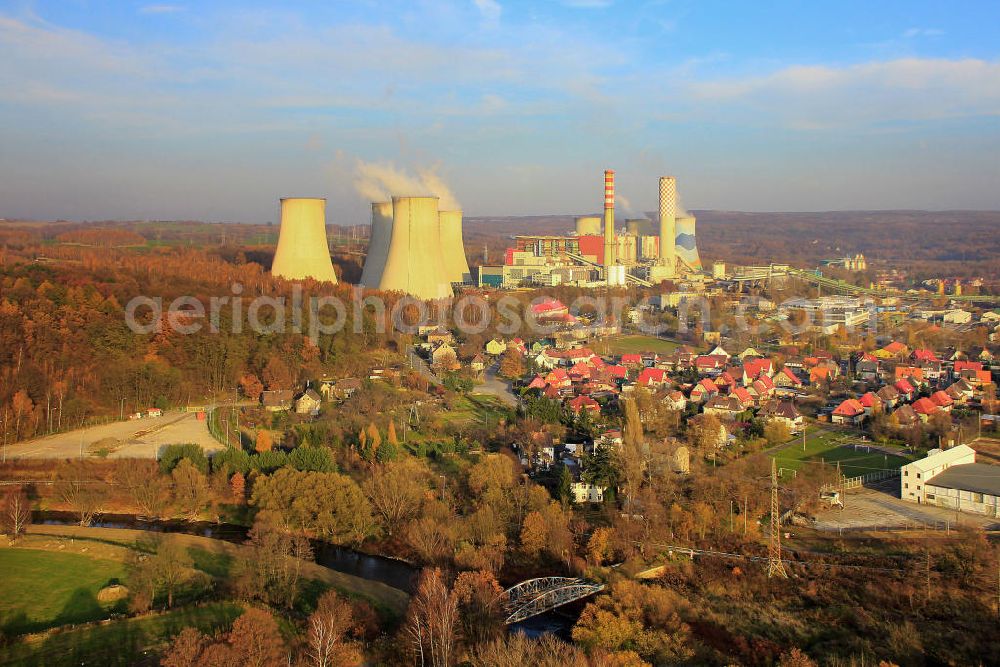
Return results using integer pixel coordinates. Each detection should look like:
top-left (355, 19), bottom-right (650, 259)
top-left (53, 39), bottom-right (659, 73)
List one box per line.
top-left (901, 445), bottom-right (1000, 517)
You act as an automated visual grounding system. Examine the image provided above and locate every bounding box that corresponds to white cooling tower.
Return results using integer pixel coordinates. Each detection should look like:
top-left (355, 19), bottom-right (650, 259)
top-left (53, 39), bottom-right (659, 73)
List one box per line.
top-left (378, 196), bottom-right (453, 300)
top-left (439, 210), bottom-right (471, 284)
top-left (271, 198), bottom-right (338, 283)
top-left (360, 201), bottom-right (393, 288)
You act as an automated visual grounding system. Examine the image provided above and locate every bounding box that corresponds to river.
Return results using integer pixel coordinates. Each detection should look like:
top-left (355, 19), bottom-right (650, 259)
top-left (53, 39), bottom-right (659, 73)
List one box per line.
top-left (33, 511), bottom-right (417, 592)
top-left (33, 511), bottom-right (580, 634)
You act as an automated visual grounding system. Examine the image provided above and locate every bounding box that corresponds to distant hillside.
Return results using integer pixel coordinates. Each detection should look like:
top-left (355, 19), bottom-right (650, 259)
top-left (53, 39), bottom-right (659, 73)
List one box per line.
top-left (462, 210), bottom-right (1000, 280)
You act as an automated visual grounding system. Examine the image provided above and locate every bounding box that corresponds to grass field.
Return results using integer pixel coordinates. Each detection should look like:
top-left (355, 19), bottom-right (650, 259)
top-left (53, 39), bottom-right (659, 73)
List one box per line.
top-left (771, 427), bottom-right (914, 479)
top-left (0, 550), bottom-right (125, 637)
top-left (0, 602), bottom-right (242, 667)
top-left (602, 334), bottom-right (683, 356)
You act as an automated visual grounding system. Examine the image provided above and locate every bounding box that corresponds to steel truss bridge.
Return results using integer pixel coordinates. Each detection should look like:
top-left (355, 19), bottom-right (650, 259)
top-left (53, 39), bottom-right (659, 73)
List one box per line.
top-left (501, 577), bottom-right (605, 624)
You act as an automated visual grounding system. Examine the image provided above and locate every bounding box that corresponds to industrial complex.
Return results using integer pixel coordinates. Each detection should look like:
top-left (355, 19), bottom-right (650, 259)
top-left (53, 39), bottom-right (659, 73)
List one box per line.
top-left (477, 171), bottom-right (703, 290)
top-left (270, 169), bottom-right (706, 297)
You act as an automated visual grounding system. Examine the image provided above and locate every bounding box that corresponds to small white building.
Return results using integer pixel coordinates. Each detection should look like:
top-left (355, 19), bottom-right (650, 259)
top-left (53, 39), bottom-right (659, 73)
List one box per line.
top-left (571, 481), bottom-right (605, 504)
top-left (900, 445), bottom-right (977, 505)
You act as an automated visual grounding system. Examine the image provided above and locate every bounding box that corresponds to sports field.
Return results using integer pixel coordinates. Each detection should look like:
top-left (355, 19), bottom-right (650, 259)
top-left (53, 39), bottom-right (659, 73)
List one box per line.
top-left (603, 334), bottom-right (683, 356)
top-left (771, 427), bottom-right (914, 479)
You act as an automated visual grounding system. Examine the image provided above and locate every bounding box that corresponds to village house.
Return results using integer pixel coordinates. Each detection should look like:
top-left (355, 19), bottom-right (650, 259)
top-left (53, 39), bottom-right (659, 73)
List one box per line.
top-left (571, 480), bottom-right (606, 504)
top-left (892, 403), bottom-right (920, 427)
top-left (485, 338), bottom-right (507, 356)
top-left (470, 354), bottom-right (487, 375)
top-left (294, 389), bottom-right (322, 415)
top-left (832, 398), bottom-right (866, 425)
top-left (704, 395), bottom-right (744, 419)
top-left (261, 389), bottom-right (294, 412)
top-left (431, 342), bottom-right (460, 371)
top-left (760, 400), bottom-right (804, 432)
top-left (911, 397), bottom-right (941, 422)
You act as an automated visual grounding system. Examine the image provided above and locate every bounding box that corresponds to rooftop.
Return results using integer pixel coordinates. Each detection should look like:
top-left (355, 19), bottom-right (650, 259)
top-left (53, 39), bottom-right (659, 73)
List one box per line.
top-left (926, 463), bottom-right (1000, 497)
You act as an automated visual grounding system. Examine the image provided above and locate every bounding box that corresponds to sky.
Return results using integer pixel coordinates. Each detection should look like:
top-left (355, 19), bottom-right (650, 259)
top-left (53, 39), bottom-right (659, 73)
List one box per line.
top-left (1, 0), bottom-right (999, 224)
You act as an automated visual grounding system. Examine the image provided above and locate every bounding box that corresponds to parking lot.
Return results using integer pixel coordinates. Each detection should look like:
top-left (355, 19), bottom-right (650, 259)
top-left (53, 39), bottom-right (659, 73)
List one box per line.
top-left (3, 410), bottom-right (221, 460)
top-left (812, 478), bottom-right (999, 531)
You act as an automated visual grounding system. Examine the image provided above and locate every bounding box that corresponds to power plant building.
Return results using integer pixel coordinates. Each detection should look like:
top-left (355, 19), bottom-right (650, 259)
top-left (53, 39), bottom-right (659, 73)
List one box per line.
top-left (271, 197), bottom-right (338, 283)
top-left (477, 169), bottom-right (706, 289)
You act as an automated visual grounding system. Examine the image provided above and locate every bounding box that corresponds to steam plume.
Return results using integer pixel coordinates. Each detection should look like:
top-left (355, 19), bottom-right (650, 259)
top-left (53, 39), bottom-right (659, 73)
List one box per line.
top-left (353, 160), bottom-right (461, 210)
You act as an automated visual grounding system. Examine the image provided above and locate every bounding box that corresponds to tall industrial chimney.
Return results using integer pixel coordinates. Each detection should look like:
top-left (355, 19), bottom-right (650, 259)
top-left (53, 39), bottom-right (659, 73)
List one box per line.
top-left (603, 169), bottom-right (615, 267)
top-left (359, 202), bottom-right (393, 288)
top-left (658, 176), bottom-right (677, 278)
top-left (378, 196), bottom-right (452, 300)
top-left (271, 198), bottom-right (338, 283)
top-left (439, 210), bottom-right (471, 284)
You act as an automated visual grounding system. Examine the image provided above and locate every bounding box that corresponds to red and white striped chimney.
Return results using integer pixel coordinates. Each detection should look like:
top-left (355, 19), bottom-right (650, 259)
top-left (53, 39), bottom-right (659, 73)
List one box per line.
top-left (603, 169), bottom-right (616, 267)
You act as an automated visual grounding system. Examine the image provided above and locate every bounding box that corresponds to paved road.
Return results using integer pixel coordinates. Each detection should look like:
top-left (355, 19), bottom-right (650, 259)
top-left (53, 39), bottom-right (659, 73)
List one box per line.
top-left (406, 345), bottom-right (442, 386)
top-left (473, 362), bottom-right (519, 408)
top-left (2, 409), bottom-right (221, 460)
top-left (812, 479), bottom-right (999, 531)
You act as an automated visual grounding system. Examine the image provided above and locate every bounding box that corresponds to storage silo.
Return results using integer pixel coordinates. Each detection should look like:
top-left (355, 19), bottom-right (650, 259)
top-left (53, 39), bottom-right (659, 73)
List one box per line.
top-left (378, 196), bottom-right (452, 300)
top-left (575, 216), bottom-right (602, 236)
top-left (675, 214), bottom-right (702, 270)
top-left (271, 197), bottom-right (338, 283)
top-left (359, 201), bottom-right (393, 288)
top-left (439, 210), bottom-right (471, 284)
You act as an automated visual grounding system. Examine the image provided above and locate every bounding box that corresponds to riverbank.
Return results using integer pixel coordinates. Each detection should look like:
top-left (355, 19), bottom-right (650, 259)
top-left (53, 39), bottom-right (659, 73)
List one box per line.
top-left (23, 524), bottom-right (410, 615)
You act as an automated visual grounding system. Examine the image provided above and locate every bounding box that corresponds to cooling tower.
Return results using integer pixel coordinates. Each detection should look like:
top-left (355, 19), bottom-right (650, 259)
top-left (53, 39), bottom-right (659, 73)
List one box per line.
top-left (675, 214), bottom-right (702, 270)
top-left (603, 169), bottom-right (615, 266)
top-left (625, 219), bottom-right (654, 236)
top-left (439, 210), bottom-right (471, 284)
top-left (359, 202), bottom-right (393, 288)
top-left (575, 216), bottom-right (602, 236)
top-left (378, 196), bottom-right (452, 300)
top-left (271, 198), bottom-right (338, 283)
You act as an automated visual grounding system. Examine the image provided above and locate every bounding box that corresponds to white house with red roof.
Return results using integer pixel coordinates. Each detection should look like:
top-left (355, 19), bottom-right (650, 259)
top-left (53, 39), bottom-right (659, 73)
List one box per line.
top-left (636, 367), bottom-right (669, 389)
top-left (690, 378), bottom-right (719, 403)
top-left (731, 386), bottom-right (754, 409)
top-left (911, 397), bottom-right (941, 422)
top-left (620, 353), bottom-right (643, 368)
top-left (544, 368), bottom-right (571, 389)
top-left (929, 391), bottom-right (954, 411)
top-left (665, 390), bottom-right (687, 411)
top-left (894, 379), bottom-right (916, 401)
top-left (859, 392), bottom-right (882, 416)
top-left (832, 398), bottom-right (866, 425)
top-left (742, 358), bottom-right (774, 385)
top-left (568, 395), bottom-right (600, 414)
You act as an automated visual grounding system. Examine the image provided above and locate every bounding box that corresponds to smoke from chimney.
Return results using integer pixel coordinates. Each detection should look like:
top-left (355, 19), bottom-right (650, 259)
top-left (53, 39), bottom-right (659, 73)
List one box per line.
top-left (353, 160), bottom-right (461, 210)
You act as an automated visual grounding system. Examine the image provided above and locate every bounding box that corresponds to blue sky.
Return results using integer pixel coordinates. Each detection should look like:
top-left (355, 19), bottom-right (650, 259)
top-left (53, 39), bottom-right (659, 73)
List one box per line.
top-left (1, 0), bottom-right (999, 223)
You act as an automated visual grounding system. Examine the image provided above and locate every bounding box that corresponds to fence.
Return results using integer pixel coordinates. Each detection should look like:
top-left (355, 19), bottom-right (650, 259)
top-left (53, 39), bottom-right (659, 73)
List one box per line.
top-left (820, 469), bottom-right (899, 493)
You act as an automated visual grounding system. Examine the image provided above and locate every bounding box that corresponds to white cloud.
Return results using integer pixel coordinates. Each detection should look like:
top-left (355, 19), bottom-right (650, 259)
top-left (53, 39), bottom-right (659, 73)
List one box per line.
top-left (561, 0), bottom-right (613, 7)
top-left (902, 27), bottom-right (943, 38)
top-left (473, 0), bottom-right (501, 24)
top-left (688, 58), bottom-right (1000, 127)
top-left (139, 5), bottom-right (184, 14)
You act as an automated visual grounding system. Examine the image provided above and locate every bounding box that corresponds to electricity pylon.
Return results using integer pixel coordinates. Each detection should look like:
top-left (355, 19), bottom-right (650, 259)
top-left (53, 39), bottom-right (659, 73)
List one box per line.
top-left (768, 458), bottom-right (788, 578)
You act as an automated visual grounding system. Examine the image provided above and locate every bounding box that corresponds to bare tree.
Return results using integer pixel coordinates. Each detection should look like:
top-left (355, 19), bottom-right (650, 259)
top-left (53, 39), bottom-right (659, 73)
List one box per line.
top-left (405, 568), bottom-right (460, 667)
top-left (305, 590), bottom-right (362, 667)
top-left (363, 462), bottom-right (425, 536)
top-left (54, 459), bottom-right (104, 526)
top-left (115, 459), bottom-right (171, 518)
top-left (2, 486), bottom-right (32, 543)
